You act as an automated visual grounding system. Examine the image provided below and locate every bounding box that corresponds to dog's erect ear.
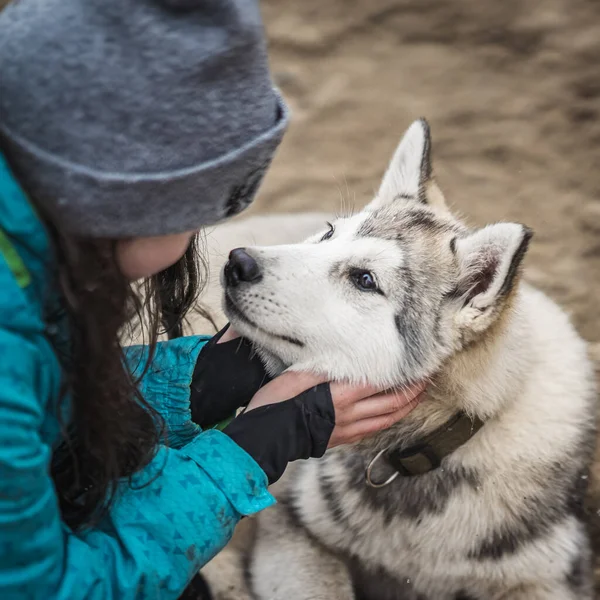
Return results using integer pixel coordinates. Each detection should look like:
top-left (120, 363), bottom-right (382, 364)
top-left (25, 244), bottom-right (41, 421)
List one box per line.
top-left (370, 119), bottom-right (433, 209)
top-left (452, 223), bottom-right (533, 333)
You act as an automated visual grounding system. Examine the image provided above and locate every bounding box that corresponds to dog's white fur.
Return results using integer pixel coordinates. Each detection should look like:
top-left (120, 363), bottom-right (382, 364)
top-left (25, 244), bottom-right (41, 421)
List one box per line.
top-left (210, 120), bottom-right (596, 599)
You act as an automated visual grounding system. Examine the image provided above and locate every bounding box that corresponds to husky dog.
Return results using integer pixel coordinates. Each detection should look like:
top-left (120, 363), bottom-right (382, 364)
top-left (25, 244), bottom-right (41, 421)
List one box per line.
top-left (220, 120), bottom-right (597, 600)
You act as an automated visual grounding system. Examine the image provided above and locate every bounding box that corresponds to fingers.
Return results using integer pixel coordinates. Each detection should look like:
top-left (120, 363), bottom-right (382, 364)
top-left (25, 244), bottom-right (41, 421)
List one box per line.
top-left (328, 395), bottom-right (422, 448)
top-left (328, 380), bottom-right (382, 409)
top-left (246, 370), bottom-right (329, 412)
top-left (247, 371), bottom-right (425, 418)
top-left (330, 380), bottom-right (425, 411)
top-left (334, 387), bottom-right (424, 426)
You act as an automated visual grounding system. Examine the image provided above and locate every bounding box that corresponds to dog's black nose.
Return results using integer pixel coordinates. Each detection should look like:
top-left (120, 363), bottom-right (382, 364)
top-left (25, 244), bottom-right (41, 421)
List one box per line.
top-left (224, 248), bottom-right (261, 287)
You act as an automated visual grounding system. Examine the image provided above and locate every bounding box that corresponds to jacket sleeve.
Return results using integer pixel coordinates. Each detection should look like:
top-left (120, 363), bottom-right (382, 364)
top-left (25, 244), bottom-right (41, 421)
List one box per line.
top-left (124, 335), bottom-right (211, 449)
top-left (0, 328), bottom-right (275, 600)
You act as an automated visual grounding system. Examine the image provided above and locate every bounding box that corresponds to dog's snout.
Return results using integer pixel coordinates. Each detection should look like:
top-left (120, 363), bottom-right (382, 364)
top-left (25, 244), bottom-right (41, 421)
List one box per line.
top-left (224, 248), bottom-right (261, 287)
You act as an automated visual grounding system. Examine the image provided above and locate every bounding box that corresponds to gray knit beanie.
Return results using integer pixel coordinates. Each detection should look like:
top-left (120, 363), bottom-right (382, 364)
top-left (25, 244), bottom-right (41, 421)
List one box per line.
top-left (0, 0), bottom-right (289, 237)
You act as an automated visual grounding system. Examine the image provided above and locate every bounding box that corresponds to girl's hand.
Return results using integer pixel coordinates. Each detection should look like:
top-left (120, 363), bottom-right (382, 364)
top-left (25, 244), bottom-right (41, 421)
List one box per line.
top-left (224, 371), bottom-right (425, 484)
top-left (247, 371), bottom-right (425, 448)
top-left (190, 325), bottom-right (269, 429)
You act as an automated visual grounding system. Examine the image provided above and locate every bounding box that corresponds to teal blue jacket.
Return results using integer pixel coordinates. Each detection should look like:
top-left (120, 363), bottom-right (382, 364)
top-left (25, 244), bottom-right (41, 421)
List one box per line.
top-left (0, 154), bottom-right (275, 599)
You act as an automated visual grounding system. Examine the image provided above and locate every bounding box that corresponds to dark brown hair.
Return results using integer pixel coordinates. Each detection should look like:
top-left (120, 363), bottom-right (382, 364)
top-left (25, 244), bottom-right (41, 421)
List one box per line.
top-left (47, 227), bottom-right (209, 531)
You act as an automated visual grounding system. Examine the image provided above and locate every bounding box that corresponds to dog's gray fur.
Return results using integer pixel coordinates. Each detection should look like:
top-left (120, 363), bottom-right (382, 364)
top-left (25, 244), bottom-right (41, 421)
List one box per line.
top-left (222, 120), bottom-right (597, 600)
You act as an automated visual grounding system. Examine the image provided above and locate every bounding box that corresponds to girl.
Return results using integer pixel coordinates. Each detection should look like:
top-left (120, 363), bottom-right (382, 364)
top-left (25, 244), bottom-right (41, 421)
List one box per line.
top-left (0, 0), bottom-right (423, 598)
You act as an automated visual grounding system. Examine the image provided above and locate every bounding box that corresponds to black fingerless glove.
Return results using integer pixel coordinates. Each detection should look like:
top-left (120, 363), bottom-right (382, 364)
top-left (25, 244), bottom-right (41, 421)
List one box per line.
top-left (190, 325), bottom-right (272, 430)
top-left (223, 383), bottom-right (335, 485)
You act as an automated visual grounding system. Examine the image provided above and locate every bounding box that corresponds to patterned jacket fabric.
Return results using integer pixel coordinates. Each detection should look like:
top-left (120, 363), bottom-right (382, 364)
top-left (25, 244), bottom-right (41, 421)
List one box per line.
top-left (0, 154), bottom-right (275, 599)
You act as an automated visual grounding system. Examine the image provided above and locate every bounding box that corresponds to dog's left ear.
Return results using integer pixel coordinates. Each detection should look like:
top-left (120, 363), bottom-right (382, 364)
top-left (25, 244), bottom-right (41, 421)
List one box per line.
top-left (370, 118), bottom-right (433, 209)
top-left (452, 223), bottom-right (533, 333)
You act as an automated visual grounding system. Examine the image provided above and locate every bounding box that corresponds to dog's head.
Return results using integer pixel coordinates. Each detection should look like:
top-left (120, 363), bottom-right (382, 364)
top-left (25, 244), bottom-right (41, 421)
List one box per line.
top-left (222, 120), bottom-right (532, 388)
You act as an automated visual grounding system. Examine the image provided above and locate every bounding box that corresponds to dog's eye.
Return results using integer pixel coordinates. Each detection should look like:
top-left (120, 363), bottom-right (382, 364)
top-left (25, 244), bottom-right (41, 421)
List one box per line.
top-left (350, 269), bottom-right (379, 292)
top-left (320, 222), bottom-right (335, 242)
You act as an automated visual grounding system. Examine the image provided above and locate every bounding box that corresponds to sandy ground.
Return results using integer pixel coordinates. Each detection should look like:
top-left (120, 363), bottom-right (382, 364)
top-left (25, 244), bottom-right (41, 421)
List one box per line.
top-left (205, 0), bottom-right (600, 592)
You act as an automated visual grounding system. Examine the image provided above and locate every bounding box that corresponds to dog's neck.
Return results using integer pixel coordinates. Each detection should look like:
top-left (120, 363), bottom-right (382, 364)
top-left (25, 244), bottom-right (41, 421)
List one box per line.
top-left (435, 291), bottom-right (533, 418)
top-left (362, 289), bottom-right (534, 454)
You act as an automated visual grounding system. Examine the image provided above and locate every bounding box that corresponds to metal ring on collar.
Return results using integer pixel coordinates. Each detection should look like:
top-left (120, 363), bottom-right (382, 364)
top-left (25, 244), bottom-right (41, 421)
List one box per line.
top-left (365, 449), bottom-right (399, 488)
